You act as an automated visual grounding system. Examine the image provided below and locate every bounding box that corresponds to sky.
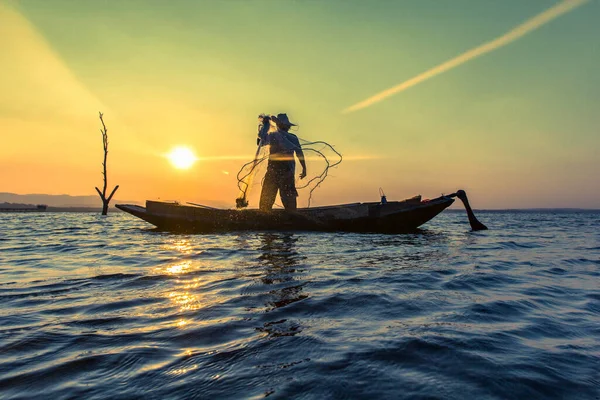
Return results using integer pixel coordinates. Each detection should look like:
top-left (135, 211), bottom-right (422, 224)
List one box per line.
top-left (1, 0), bottom-right (598, 209)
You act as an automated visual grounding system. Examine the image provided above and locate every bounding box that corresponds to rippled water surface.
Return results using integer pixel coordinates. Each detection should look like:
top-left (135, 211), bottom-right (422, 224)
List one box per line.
top-left (0, 211), bottom-right (599, 399)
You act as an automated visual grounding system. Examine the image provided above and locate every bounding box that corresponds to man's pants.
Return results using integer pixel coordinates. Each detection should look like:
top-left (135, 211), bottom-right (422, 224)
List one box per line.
top-left (259, 162), bottom-right (298, 211)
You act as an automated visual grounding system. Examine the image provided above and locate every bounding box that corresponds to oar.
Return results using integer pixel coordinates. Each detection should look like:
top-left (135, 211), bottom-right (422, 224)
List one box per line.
top-left (187, 202), bottom-right (218, 210)
top-left (449, 190), bottom-right (488, 231)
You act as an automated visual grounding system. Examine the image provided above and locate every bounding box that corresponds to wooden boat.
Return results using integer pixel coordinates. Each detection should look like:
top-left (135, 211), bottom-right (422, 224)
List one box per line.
top-left (116, 194), bottom-right (458, 233)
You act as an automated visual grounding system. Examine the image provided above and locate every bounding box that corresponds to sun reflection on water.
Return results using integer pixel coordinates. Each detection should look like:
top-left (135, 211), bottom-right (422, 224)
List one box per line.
top-left (164, 261), bottom-right (193, 275)
top-left (154, 238), bottom-right (228, 324)
top-left (152, 251), bottom-right (204, 311)
top-left (167, 364), bottom-right (198, 376)
top-left (164, 238), bottom-right (194, 254)
top-left (176, 319), bottom-right (189, 328)
top-left (183, 278), bottom-right (202, 290)
top-left (169, 291), bottom-right (201, 311)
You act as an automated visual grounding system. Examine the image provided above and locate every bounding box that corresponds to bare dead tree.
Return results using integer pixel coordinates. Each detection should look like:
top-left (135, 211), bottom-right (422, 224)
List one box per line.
top-left (95, 112), bottom-right (119, 215)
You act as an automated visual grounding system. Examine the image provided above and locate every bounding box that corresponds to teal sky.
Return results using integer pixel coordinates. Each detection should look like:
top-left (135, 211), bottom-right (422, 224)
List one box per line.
top-left (1, 0), bottom-right (599, 208)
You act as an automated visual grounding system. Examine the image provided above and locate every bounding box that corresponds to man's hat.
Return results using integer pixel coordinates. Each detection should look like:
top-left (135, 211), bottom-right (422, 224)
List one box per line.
top-left (272, 113), bottom-right (296, 126)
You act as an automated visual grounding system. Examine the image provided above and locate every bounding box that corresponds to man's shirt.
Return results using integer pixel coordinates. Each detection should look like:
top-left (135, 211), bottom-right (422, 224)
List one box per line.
top-left (259, 129), bottom-right (302, 163)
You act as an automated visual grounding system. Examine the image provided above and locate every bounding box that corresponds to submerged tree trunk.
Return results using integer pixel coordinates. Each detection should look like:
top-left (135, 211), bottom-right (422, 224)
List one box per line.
top-left (95, 112), bottom-right (119, 215)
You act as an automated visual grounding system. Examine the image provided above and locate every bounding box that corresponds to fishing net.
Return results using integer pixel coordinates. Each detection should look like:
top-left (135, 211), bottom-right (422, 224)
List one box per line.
top-left (236, 115), bottom-right (342, 209)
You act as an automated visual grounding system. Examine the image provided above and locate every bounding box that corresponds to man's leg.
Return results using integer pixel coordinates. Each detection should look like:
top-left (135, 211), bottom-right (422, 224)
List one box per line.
top-left (259, 167), bottom-right (278, 211)
top-left (280, 191), bottom-right (297, 211)
top-left (279, 167), bottom-right (298, 211)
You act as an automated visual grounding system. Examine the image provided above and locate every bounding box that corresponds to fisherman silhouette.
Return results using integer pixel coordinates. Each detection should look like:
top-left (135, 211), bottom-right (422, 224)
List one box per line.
top-left (257, 114), bottom-right (307, 211)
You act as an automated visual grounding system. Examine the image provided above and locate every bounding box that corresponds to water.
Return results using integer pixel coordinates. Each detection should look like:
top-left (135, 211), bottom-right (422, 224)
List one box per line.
top-left (0, 211), bottom-right (598, 399)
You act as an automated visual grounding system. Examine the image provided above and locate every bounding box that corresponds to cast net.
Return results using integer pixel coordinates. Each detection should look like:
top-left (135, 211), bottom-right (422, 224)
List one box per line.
top-left (236, 115), bottom-right (342, 209)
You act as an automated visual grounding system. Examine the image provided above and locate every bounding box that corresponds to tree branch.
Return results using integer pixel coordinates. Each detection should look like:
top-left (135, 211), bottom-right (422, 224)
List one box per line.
top-left (106, 185), bottom-right (119, 203)
top-left (95, 186), bottom-right (105, 201)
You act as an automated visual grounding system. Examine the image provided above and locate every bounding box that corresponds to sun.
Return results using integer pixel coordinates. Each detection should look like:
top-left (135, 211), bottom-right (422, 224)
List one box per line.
top-left (167, 146), bottom-right (197, 169)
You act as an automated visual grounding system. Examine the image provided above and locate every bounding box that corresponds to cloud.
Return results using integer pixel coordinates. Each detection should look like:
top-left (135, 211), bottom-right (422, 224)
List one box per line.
top-left (342, 0), bottom-right (589, 114)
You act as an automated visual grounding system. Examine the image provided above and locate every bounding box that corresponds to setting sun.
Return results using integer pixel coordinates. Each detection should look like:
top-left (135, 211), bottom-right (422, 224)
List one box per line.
top-left (167, 146), bottom-right (197, 169)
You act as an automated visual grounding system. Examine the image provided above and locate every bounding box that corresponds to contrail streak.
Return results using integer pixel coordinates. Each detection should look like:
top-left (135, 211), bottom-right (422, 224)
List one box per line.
top-left (342, 0), bottom-right (589, 114)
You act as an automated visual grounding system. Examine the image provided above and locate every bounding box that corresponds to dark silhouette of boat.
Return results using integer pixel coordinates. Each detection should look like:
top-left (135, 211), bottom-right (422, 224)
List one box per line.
top-left (116, 194), bottom-right (467, 233)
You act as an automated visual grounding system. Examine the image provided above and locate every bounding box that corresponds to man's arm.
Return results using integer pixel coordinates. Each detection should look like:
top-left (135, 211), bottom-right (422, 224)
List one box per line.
top-left (257, 116), bottom-right (270, 146)
top-left (293, 136), bottom-right (307, 179)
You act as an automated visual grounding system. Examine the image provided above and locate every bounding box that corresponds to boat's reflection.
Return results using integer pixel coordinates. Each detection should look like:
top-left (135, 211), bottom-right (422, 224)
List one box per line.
top-left (256, 233), bottom-right (308, 313)
top-left (252, 233), bottom-right (308, 338)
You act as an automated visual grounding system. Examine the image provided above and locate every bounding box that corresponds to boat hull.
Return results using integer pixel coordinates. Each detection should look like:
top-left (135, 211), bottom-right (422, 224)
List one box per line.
top-left (116, 196), bottom-right (454, 233)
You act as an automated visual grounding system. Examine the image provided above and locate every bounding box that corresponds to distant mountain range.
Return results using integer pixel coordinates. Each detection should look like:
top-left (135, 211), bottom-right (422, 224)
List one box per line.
top-left (0, 192), bottom-right (141, 208)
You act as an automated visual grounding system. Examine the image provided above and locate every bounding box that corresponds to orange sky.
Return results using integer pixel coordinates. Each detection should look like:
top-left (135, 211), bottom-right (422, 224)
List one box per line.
top-left (1, 1), bottom-right (598, 209)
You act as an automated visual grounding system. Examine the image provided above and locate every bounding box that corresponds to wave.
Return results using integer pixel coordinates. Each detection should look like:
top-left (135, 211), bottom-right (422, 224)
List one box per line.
top-left (0, 211), bottom-right (599, 398)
